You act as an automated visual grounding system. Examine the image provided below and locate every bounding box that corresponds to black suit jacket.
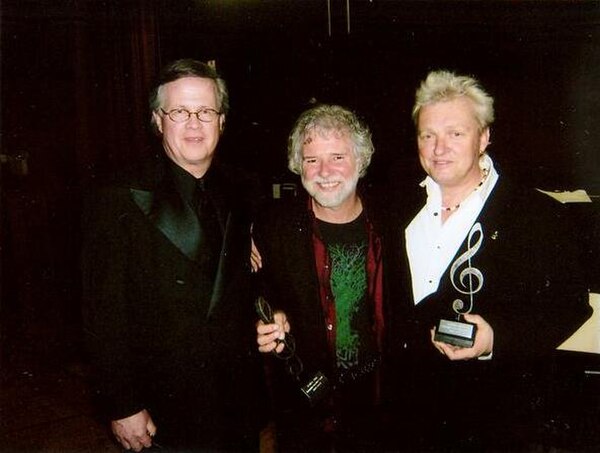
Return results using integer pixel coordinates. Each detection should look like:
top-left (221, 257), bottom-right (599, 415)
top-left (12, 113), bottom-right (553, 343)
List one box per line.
top-left (82, 154), bottom-right (266, 449)
top-left (254, 195), bottom-right (332, 385)
top-left (382, 177), bottom-right (592, 449)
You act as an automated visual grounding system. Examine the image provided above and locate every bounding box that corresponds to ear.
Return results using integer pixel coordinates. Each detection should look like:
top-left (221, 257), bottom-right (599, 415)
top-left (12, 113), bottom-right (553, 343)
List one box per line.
top-left (355, 155), bottom-right (365, 178)
top-left (152, 111), bottom-right (164, 134)
top-left (479, 127), bottom-right (491, 154)
top-left (219, 114), bottom-right (225, 134)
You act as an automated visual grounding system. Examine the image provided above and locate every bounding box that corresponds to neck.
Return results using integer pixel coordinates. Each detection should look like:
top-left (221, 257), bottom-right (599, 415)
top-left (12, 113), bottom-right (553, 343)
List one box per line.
top-left (441, 168), bottom-right (488, 210)
top-left (187, 165), bottom-right (210, 179)
top-left (176, 159), bottom-right (213, 179)
top-left (312, 195), bottom-right (363, 224)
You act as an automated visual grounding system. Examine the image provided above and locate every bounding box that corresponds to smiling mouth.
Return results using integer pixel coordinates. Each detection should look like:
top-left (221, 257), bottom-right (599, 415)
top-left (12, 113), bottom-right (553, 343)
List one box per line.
top-left (185, 137), bottom-right (204, 143)
top-left (317, 181), bottom-right (341, 190)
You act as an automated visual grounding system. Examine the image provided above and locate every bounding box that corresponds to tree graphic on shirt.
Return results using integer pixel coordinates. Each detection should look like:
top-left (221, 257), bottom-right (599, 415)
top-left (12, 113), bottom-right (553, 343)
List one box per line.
top-left (329, 242), bottom-right (367, 369)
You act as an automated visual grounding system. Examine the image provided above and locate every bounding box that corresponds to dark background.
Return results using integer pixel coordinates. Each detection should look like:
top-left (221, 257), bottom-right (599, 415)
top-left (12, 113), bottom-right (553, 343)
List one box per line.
top-left (1, 0), bottom-right (599, 424)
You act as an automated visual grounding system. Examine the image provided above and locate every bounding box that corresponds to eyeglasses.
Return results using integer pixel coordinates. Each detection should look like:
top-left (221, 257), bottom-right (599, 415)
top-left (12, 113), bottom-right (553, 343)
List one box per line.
top-left (160, 107), bottom-right (221, 123)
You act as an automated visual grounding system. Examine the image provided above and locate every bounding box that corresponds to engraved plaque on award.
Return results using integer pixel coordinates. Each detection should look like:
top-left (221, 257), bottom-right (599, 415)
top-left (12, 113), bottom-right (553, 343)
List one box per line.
top-left (300, 371), bottom-right (330, 407)
top-left (434, 222), bottom-right (484, 348)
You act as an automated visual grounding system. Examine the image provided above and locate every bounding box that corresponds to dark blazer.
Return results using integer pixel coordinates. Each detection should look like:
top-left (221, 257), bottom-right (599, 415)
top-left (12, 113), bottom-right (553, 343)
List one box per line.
top-left (254, 191), bottom-right (385, 386)
top-left (382, 176), bottom-right (592, 449)
top-left (253, 194), bottom-right (333, 388)
top-left (253, 191), bottom-right (388, 451)
top-left (82, 153), bottom-right (266, 450)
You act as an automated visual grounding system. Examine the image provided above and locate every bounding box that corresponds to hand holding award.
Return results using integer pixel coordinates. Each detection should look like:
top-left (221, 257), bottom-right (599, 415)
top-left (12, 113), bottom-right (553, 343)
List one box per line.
top-left (432, 313), bottom-right (494, 360)
top-left (433, 223), bottom-right (494, 357)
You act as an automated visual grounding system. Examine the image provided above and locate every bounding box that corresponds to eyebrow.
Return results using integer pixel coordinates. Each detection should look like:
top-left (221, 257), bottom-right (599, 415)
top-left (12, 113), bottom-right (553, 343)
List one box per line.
top-left (167, 105), bottom-right (217, 110)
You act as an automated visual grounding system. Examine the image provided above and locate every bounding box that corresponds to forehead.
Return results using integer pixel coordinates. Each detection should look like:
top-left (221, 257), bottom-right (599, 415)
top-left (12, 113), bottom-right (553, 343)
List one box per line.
top-left (418, 97), bottom-right (478, 129)
top-left (159, 76), bottom-right (218, 107)
top-left (302, 129), bottom-right (352, 156)
top-left (303, 127), bottom-right (350, 145)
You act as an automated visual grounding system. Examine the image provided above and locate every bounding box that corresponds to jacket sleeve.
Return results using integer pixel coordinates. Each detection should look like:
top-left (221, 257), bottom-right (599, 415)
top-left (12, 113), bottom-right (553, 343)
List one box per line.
top-left (81, 187), bottom-right (145, 420)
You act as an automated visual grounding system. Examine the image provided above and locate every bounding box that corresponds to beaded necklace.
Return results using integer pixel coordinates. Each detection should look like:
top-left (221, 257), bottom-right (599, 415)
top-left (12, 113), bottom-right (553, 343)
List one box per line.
top-left (441, 168), bottom-right (489, 212)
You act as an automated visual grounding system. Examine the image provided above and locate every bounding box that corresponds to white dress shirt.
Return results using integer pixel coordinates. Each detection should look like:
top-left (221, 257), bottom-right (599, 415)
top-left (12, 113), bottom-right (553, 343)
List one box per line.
top-left (405, 155), bottom-right (499, 305)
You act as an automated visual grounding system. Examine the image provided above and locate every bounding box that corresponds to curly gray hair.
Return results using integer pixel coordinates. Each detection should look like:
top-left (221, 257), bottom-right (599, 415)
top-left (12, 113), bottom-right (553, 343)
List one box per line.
top-left (287, 104), bottom-right (374, 177)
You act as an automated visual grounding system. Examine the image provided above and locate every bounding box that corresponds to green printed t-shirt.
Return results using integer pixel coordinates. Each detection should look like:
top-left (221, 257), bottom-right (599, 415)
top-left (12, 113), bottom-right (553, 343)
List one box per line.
top-left (317, 213), bottom-right (377, 375)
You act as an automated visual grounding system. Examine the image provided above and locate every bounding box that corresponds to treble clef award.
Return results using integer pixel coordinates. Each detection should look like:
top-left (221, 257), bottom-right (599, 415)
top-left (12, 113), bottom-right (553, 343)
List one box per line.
top-left (434, 222), bottom-right (484, 348)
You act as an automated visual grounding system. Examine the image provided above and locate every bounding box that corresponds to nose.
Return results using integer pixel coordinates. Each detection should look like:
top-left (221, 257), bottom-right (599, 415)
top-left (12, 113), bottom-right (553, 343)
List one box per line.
top-left (432, 136), bottom-right (446, 156)
top-left (186, 114), bottom-right (203, 128)
top-left (318, 160), bottom-right (332, 177)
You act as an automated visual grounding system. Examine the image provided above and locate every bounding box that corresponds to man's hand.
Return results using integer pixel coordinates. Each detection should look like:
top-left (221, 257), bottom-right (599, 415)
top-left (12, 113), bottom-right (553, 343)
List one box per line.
top-left (111, 409), bottom-right (156, 452)
top-left (431, 313), bottom-right (494, 361)
top-left (256, 311), bottom-right (290, 354)
top-left (250, 236), bottom-right (262, 272)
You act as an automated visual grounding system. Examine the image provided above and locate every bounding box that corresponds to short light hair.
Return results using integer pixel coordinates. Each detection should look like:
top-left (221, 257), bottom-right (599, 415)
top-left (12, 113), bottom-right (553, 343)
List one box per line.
top-left (149, 59), bottom-right (229, 132)
top-left (412, 70), bottom-right (494, 130)
top-left (287, 104), bottom-right (374, 178)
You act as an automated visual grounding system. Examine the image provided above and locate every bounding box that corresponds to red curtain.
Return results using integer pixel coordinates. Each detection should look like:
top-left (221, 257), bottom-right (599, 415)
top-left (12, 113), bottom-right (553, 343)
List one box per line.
top-left (74, 0), bottom-right (161, 181)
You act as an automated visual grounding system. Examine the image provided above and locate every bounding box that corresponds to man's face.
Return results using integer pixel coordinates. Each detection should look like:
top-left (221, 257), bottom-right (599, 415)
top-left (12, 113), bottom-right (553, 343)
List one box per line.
top-left (152, 77), bottom-right (224, 178)
top-left (417, 97), bottom-right (489, 191)
top-left (301, 129), bottom-right (360, 211)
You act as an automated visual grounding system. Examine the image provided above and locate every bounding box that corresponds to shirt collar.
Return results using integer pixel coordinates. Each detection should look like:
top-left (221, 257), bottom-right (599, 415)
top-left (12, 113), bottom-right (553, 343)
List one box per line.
top-left (419, 154), bottom-right (499, 210)
top-left (169, 161), bottom-right (211, 206)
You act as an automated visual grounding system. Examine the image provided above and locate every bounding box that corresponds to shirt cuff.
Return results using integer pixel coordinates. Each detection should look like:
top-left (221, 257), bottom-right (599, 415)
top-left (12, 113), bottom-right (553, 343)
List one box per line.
top-left (478, 350), bottom-right (493, 360)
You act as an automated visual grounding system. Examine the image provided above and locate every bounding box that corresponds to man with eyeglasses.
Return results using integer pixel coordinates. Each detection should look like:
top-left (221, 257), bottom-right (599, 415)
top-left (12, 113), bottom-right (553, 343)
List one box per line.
top-left (83, 59), bottom-right (266, 451)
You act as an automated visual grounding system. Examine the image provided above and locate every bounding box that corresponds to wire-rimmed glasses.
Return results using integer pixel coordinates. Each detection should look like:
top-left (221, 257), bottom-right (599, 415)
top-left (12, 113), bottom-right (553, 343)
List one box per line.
top-left (160, 107), bottom-right (221, 123)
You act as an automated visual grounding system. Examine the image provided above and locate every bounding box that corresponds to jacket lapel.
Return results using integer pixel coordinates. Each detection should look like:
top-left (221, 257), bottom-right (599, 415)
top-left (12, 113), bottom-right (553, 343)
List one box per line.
top-left (130, 184), bottom-right (201, 261)
top-left (416, 179), bottom-right (512, 312)
top-left (130, 159), bottom-right (250, 318)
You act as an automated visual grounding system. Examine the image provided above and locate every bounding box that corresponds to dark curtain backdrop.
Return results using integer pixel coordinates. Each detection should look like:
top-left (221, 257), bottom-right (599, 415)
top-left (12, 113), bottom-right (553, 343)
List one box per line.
top-left (1, 0), bottom-right (162, 370)
top-left (1, 0), bottom-right (599, 372)
top-left (74, 0), bottom-right (160, 180)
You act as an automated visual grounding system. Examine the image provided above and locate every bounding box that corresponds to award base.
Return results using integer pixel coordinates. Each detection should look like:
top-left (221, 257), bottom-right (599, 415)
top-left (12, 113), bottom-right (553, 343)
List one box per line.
top-left (300, 371), bottom-right (330, 407)
top-left (434, 318), bottom-right (477, 348)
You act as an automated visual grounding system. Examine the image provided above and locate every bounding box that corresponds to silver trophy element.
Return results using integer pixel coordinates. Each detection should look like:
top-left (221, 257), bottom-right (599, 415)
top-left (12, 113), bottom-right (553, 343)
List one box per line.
top-left (435, 222), bottom-right (484, 348)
